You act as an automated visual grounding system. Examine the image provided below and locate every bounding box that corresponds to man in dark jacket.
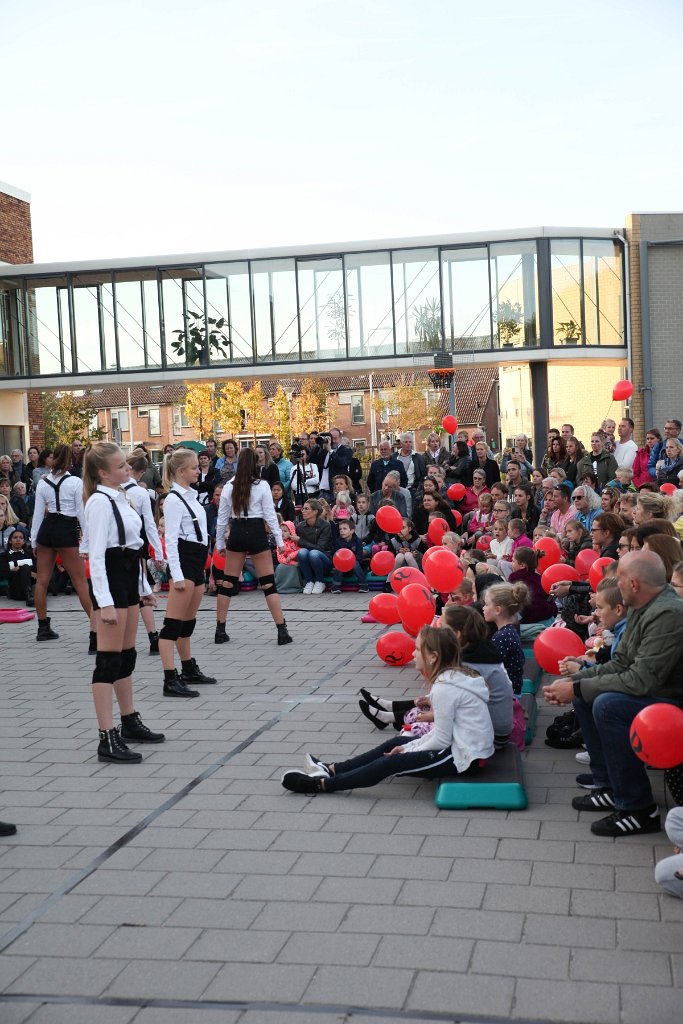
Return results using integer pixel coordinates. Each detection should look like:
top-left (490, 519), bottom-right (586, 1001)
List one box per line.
top-left (313, 428), bottom-right (354, 502)
top-left (367, 440), bottom-right (408, 493)
top-left (544, 550), bottom-right (683, 838)
top-left (369, 474), bottom-right (408, 518)
top-left (395, 433), bottom-right (425, 498)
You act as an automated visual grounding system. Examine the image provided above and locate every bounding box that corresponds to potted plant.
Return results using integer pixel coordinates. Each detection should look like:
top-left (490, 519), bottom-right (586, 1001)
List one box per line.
top-left (413, 298), bottom-right (443, 351)
top-left (556, 320), bottom-right (582, 345)
top-left (495, 300), bottom-right (522, 348)
top-left (172, 310), bottom-right (230, 365)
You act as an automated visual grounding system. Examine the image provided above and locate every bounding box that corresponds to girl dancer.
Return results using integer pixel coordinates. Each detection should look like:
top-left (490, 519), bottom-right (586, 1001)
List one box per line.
top-left (124, 452), bottom-right (165, 655)
top-left (83, 443), bottom-right (164, 763)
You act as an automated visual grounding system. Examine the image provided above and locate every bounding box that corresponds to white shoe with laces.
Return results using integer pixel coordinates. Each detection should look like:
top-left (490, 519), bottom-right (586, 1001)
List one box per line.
top-left (575, 751), bottom-right (591, 765)
top-left (312, 581), bottom-right (326, 594)
top-left (303, 582), bottom-right (314, 594)
top-left (304, 753), bottom-right (331, 778)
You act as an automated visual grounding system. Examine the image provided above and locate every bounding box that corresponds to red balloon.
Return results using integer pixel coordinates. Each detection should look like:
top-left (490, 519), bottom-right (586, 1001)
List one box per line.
top-left (541, 563), bottom-right (580, 594)
top-left (534, 628), bottom-right (585, 674)
top-left (447, 483), bottom-right (466, 501)
top-left (476, 535), bottom-right (491, 551)
top-left (370, 550), bottom-right (395, 576)
top-left (612, 379), bottom-right (634, 401)
top-left (397, 584), bottom-right (435, 633)
top-left (575, 548), bottom-right (599, 579)
top-left (660, 482), bottom-right (677, 496)
top-left (83, 558), bottom-right (90, 580)
top-left (389, 566), bottom-right (429, 594)
top-left (427, 517), bottom-right (450, 545)
top-left (442, 415), bottom-right (459, 434)
top-left (212, 548), bottom-right (226, 571)
top-left (368, 593), bottom-right (401, 625)
top-left (376, 630), bottom-right (415, 666)
top-left (423, 548), bottom-right (464, 593)
top-left (589, 556), bottom-right (615, 591)
top-left (376, 505), bottom-right (404, 534)
top-left (451, 509), bottom-right (463, 527)
top-left (333, 548), bottom-right (356, 572)
top-left (205, 553), bottom-right (212, 570)
top-left (630, 704), bottom-right (683, 769)
top-left (55, 554), bottom-right (62, 566)
top-left (534, 537), bottom-right (562, 571)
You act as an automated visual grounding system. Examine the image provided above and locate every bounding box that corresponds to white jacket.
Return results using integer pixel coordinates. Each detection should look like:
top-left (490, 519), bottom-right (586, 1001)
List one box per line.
top-left (401, 669), bottom-right (495, 772)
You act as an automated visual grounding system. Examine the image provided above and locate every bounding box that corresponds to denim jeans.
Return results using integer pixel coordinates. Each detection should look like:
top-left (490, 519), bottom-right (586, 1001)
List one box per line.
top-left (573, 691), bottom-right (671, 811)
top-left (325, 735), bottom-right (461, 792)
top-left (331, 558), bottom-right (366, 587)
top-left (298, 548), bottom-right (332, 583)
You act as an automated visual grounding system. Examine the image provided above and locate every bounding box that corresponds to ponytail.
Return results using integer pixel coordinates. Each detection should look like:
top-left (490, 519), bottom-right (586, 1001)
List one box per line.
top-left (82, 443), bottom-right (122, 503)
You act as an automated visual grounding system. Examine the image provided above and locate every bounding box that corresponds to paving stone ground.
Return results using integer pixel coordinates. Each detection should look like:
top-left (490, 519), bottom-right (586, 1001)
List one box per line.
top-left (0, 590), bottom-right (679, 1024)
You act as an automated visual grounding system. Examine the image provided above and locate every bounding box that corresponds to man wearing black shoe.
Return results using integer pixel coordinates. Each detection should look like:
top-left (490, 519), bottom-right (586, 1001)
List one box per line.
top-left (544, 550), bottom-right (683, 837)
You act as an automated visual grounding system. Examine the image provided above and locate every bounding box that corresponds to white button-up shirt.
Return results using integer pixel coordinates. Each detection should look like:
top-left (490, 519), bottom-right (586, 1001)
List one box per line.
top-left (216, 478), bottom-right (283, 551)
top-left (163, 483), bottom-right (208, 583)
top-left (84, 485), bottom-right (150, 609)
top-left (30, 472), bottom-right (85, 547)
top-left (123, 480), bottom-right (164, 561)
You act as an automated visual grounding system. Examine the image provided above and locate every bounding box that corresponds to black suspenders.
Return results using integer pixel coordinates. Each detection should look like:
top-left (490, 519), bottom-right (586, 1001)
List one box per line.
top-left (167, 491), bottom-right (203, 542)
top-left (43, 474), bottom-right (70, 513)
top-left (95, 493), bottom-right (128, 548)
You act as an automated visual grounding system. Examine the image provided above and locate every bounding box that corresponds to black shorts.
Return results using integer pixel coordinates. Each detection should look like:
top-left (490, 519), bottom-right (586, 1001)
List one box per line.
top-left (89, 549), bottom-right (143, 610)
top-left (227, 519), bottom-right (268, 554)
top-left (178, 538), bottom-right (208, 586)
top-left (36, 514), bottom-right (79, 549)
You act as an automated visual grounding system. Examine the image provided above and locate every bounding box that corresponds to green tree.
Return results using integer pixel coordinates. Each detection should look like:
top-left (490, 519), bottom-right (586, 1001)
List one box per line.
top-left (267, 386), bottom-right (292, 453)
top-left (183, 382), bottom-right (216, 440)
top-left (242, 381), bottom-right (270, 444)
top-left (43, 391), bottom-right (103, 449)
top-left (214, 380), bottom-right (245, 436)
top-left (291, 378), bottom-right (329, 435)
top-left (373, 382), bottom-right (432, 435)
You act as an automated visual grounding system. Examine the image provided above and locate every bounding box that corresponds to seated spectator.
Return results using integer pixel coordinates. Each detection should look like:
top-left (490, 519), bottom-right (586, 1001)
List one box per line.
top-left (413, 492), bottom-right (458, 539)
top-left (641, 533), bottom-right (683, 581)
top-left (543, 550), bottom-right (683, 837)
top-left (442, 531), bottom-right (464, 557)
top-left (10, 481), bottom-right (31, 525)
top-left (331, 489), bottom-right (356, 529)
top-left (363, 498), bottom-right (397, 555)
top-left (591, 512), bottom-right (626, 559)
top-left (656, 437), bottom-right (683, 487)
top-left (505, 517), bottom-right (533, 565)
top-left (655, 808), bottom-right (683, 899)
top-left (549, 467), bottom-right (569, 486)
top-left (461, 468), bottom-right (489, 515)
top-left (564, 519), bottom-right (592, 565)
top-left (549, 482), bottom-right (575, 537)
top-left (389, 518), bottom-right (422, 569)
top-left (600, 486), bottom-right (621, 512)
top-left (297, 498), bottom-right (333, 595)
top-left (482, 581), bottom-right (529, 694)
top-left (606, 467), bottom-right (635, 494)
top-left (507, 547), bottom-right (557, 638)
top-left (367, 440), bottom-right (407, 493)
top-left (462, 492), bottom-right (493, 546)
top-left (571, 485), bottom-right (602, 531)
top-left (0, 528), bottom-right (35, 605)
top-left (632, 428), bottom-right (660, 489)
top-left (271, 481), bottom-right (295, 523)
top-left (618, 491), bottom-right (638, 524)
top-left (354, 493), bottom-right (375, 546)
top-left (484, 519), bottom-right (513, 568)
top-left (330, 519), bottom-right (368, 594)
top-left (370, 472), bottom-right (408, 519)
top-left (531, 468), bottom-right (546, 509)
top-left (632, 490), bottom-right (673, 527)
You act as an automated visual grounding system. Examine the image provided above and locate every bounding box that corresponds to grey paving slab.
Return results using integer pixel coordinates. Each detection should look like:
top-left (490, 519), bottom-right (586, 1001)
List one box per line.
top-left (407, 969), bottom-right (515, 1017)
top-left (512, 978), bottom-right (621, 1024)
top-left (201, 962), bottom-right (315, 1002)
top-left (25, 1005), bottom-right (139, 1024)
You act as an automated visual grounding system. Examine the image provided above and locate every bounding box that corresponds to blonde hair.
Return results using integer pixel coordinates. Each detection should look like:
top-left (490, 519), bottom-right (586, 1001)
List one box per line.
top-left (485, 581), bottom-right (529, 616)
top-left (83, 443), bottom-right (122, 503)
top-left (162, 448), bottom-right (197, 491)
top-left (0, 494), bottom-right (19, 525)
top-left (637, 491), bottom-right (673, 521)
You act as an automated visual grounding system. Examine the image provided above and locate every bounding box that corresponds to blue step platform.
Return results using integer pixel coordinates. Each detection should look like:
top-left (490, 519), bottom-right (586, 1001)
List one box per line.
top-left (435, 743), bottom-right (528, 810)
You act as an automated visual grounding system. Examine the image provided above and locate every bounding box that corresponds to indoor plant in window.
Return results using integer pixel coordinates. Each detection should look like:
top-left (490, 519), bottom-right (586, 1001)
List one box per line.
top-left (555, 320), bottom-right (582, 345)
top-left (495, 300), bottom-right (523, 348)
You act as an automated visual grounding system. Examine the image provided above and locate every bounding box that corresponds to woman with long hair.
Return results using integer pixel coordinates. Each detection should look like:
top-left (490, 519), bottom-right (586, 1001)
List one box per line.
top-left (32, 448), bottom-right (53, 490)
top-left (30, 442), bottom-right (91, 643)
top-left (445, 440), bottom-right (472, 486)
top-left (541, 436), bottom-right (569, 476)
top-left (159, 448), bottom-right (216, 697)
top-left (632, 428), bottom-right (661, 489)
top-left (282, 626), bottom-right (494, 794)
top-left (82, 443), bottom-right (163, 763)
top-left (254, 444), bottom-right (281, 487)
top-left (214, 447), bottom-right (292, 645)
top-left (289, 447), bottom-right (320, 512)
top-left (565, 436), bottom-right (586, 485)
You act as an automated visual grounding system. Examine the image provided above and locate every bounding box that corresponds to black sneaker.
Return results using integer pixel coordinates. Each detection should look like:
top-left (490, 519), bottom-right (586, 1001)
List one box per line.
top-left (281, 770), bottom-right (322, 794)
top-left (591, 806), bottom-right (661, 837)
top-left (575, 773), bottom-right (597, 790)
top-left (358, 585), bottom-right (369, 594)
top-left (330, 587), bottom-right (341, 594)
top-left (303, 753), bottom-right (331, 779)
top-left (180, 659), bottom-right (217, 685)
top-left (120, 712), bottom-right (165, 744)
top-left (0, 820), bottom-right (17, 837)
top-left (572, 788), bottom-right (615, 812)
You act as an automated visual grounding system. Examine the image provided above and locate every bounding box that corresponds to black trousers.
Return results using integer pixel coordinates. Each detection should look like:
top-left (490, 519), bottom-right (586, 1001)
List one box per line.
top-left (325, 735), bottom-right (463, 792)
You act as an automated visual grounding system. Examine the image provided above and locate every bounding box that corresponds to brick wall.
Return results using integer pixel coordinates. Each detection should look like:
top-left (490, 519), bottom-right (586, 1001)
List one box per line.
top-left (0, 188), bottom-right (33, 264)
top-left (27, 392), bottom-right (45, 449)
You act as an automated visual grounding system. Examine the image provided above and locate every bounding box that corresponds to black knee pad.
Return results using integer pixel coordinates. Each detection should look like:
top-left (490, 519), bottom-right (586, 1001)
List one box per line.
top-left (159, 617), bottom-right (182, 641)
top-left (219, 575), bottom-right (240, 593)
top-left (92, 651), bottom-right (122, 685)
top-left (118, 647), bottom-right (137, 678)
top-left (258, 574), bottom-right (277, 594)
top-left (180, 619), bottom-right (196, 638)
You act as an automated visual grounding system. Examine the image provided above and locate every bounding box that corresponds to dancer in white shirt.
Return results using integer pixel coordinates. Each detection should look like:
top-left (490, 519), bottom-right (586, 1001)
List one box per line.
top-left (158, 449), bottom-right (216, 697)
top-left (214, 447), bottom-right (292, 646)
top-left (83, 443), bottom-right (164, 764)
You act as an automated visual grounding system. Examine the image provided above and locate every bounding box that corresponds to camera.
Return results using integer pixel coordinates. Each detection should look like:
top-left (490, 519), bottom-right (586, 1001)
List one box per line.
top-left (319, 432), bottom-right (332, 447)
top-left (290, 442), bottom-right (303, 460)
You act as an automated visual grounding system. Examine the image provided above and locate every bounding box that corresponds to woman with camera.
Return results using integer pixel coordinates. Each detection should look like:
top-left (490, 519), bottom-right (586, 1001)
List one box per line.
top-left (289, 448), bottom-right (320, 514)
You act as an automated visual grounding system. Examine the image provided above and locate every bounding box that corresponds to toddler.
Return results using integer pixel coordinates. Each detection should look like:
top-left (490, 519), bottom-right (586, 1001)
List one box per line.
top-left (605, 467), bottom-right (635, 493)
top-left (148, 517), bottom-right (170, 592)
top-left (277, 520), bottom-right (300, 565)
top-left (465, 493), bottom-right (493, 545)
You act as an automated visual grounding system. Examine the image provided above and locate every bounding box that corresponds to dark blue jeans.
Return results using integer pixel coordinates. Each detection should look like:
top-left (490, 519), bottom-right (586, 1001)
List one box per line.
top-left (331, 558), bottom-right (366, 587)
top-left (298, 548), bottom-right (332, 583)
top-left (325, 735), bottom-right (461, 792)
top-left (573, 692), bottom-right (671, 811)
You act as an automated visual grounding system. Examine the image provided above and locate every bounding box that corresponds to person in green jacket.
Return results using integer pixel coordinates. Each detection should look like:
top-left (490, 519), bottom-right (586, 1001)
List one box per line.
top-left (544, 550), bottom-right (683, 838)
top-left (575, 433), bottom-right (618, 493)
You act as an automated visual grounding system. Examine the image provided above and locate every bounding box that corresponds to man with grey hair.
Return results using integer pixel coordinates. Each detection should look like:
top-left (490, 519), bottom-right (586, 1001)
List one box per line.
top-left (367, 440), bottom-right (407, 493)
top-left (544, 550), bottom-right (683, 838)
top-left (396, 432), bottom-right (425, 499)
top-left (369, 471), bottom-right (408, 518)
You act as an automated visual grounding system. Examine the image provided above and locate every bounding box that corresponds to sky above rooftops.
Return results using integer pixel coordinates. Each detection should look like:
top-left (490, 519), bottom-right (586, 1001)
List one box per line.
top-left (4, 0), bottom-right (682, 263)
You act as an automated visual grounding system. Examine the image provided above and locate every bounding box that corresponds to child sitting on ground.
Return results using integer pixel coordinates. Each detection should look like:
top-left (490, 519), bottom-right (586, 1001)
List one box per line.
top-left (486, 519), bottom-right (513, 565)
top-left (464, 493), bottom-right (494, 547)
top-left (390, 518), bottom-right (422, 569)
top-left (274, 520), bottom-right (303, 594)
top-left (442, 532), bottom-right (464, 557)
top-left (277, 520), bottom-right (300, 566)
top-left (1, 528), bottom-right (35, 605)
top-left (331, 518), bottom-right (369, 594)
top-left (482, 581), bottom-right (529, 694)
top-left (507, 547), bottom-right (557, 638)
top-left (354, 493), bottom-right (375, 546)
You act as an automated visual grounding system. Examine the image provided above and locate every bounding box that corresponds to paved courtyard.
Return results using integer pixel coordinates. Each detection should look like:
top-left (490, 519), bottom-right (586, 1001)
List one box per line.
top-left (0, 590), bottom-right (680, 1024)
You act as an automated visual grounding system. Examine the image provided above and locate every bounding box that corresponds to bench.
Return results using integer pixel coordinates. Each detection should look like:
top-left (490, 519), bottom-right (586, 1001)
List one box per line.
top-left (519, 692), bottom-right (538, 746)
top-left (434, 743), bottom-right (528, 810)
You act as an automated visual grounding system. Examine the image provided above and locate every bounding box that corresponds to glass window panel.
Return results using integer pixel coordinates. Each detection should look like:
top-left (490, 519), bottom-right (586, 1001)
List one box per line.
top-left (72, 274), bottom-right (104, 372)
top-left (148, 408), bottom-right (161, 435)
top-left (99, 279), bottom-right (117, 371)
top-left (25, 280), bottom-right (66, 376)
top-left (0, 281), bottom-right (27, 377)
top-left (204, 262), bottom-right (253, 365)
top-left (441, 247), bottom-right (492, 351)
top-left (582, 240), bottom-right (624, 346)
top-left (114, 278), bottom-right (156, 370)
top-left (251, 259), bottom-right (298, 362)
top-left (345, 252), bottom-right (393, 358)
top-left (392, 248), bottom-right (441, 354)
top-left (161, 268), bottom-right (203, 367)
top-left (490, 241), bottom-right (539, 349)
top-left (142, 279), bottom-right (163, 366)
top-left (351, 395), bottom-right (365, 424)
top-left (297, 257), bottom-right (344, 360)
top-left (551, 240), bottom-right (583, 346)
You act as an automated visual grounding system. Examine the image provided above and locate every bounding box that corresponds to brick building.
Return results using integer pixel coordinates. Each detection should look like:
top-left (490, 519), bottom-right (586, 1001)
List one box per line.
top-left (0, 181), bottom-right (35, 452)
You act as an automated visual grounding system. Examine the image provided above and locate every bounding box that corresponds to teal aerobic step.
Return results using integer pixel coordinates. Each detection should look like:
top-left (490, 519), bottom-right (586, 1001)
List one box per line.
top-left (521, 676), bottom-right (541, 695)
top-left (519, 692), bottom-right (538, 746)
top-left (435, 743), bottom-right (528, 810)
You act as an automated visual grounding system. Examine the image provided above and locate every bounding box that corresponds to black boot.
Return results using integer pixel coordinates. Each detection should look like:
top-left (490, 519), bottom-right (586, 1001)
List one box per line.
top-left (120, 711), bottom-right (165, 743)
top-left (163, 669), bottom-right (199, 698)
top-left (180, 659), bottom-right (217, 684)
top-left (25, 586), bottom-right (34, 608)
top-left (0, 820), bottom-right (17, 837)
top-left (97, 727), bottom-right (143, 764)
top-left (148, 631), bottom-right (159, 655)
top-left (88, 630), bottom-right (97, 655)
top-left (36, 618), bottom-right (59, 641)
top-left (277, 621), bottom-right (293, 646)
top-left (214, 622), bottom-right (229, 644)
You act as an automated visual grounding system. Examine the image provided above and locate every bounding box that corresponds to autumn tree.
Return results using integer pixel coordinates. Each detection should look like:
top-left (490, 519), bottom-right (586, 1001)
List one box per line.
top-left (182, 383), bottom-right (216, 440)
top-left (373, 382), bottom-right (434, 436)
top-left (214, 380), bottom-right (245, 437)
top-left (43, 391), bottom-right (104, 449)
top-left (291, 378), bottom-right (330, 436)
top-left (267, 386), bottom-right (292, 453)
top-left (241, 380), bottom-right (270, 444)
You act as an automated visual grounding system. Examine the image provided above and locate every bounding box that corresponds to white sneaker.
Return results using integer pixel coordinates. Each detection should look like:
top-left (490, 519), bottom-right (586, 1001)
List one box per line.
top-left (575, 751), bottom-right (591, 765)
top-left (304, 753), bottom-right (331, 778)
top-left (303, 582), bottom-right (314, 594)
top-left (312, 581), bottom-right (326, 594)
